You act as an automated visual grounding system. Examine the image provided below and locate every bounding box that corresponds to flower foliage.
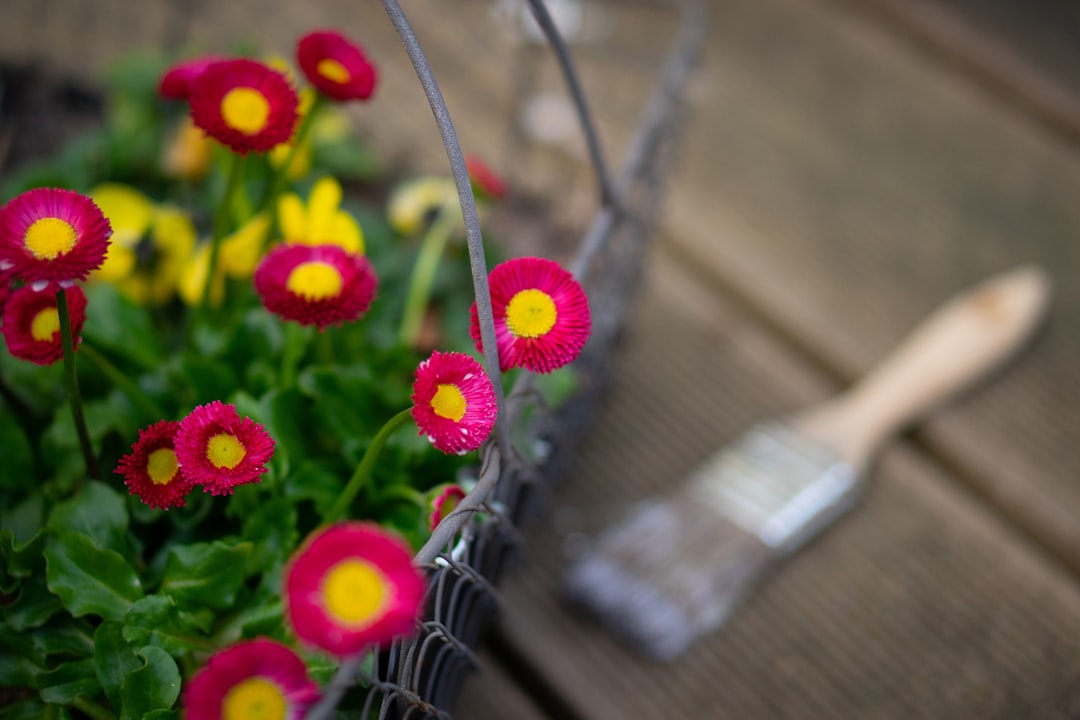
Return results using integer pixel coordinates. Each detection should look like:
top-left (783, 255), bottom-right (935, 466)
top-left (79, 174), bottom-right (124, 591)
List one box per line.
top-left (297, 30), bottom-right (378, 102)
top-left (183, 637), bottom-right (321, 718)
top-left (284, 521), bottom-right (425, 656)
top-left (0, 187), bottom-right (112, 285)
top-left (428, 483), bottom-right (467, 531)
top-left (174, 400), bottom-right (276, 496)
top-left (1, 284), bottom-right (86, 365)
top-left (0, 25), bottom-right (585, 720)
top-left (410, 350), bottom-right (497, 454)
top-left (254, 242), bottom-right (378, 330)
top-left (471, 256), bottom-right (591, 373)
top-left (189, 58), bottom-right (300, 154)
top-left (115, 419), bottom-right (192, 509)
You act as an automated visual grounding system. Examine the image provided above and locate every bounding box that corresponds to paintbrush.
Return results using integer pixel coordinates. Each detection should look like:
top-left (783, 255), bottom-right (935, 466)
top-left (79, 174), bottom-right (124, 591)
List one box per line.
top-left (563, 265), bottom-right (1051, 660)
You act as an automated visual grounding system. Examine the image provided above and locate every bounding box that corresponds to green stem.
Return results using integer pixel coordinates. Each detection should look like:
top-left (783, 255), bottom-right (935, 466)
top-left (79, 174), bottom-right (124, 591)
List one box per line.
top-left (261, 93), bottom-right (324, 250)
top-left (398, 205), bottom-right (460, 348)
top-left (323, 408), bottom-right (413, 525)
top-left (374, 484), bottom-right (425, 509)
top-left (200, 152), bottom-right (246, 312)
top-left (71, 697), bottom-right (117, 720)
top-left (316, 328), bottom-right (335, 365)
top-left (57, 288), bottom-right (99, 484)
top-left (78, 343), bottom-right (167, 420)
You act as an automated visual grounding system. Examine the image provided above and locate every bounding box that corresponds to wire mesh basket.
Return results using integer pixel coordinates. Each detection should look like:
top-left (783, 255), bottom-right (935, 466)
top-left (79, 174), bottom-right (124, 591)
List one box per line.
top-left (323, 0), bottom-right (707, 717)
top-left (0, 0), bottom-right (702, 716)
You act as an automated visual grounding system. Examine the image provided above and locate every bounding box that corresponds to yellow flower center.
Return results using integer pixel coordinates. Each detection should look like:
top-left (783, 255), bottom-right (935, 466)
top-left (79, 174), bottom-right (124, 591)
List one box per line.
top-left (505, 288), bottom-right (557, 338)
top-left (316, 58), bottom-right (351, 84)
top-left (222, 677), bottom-right (287, 720)
top-left (220, 87), bottom-right (271, 135)
top-left (322, 559), bottom-right (387, 627)
top-left (24, 217), bottom-right (77, 260)
top-left (430, 384), bottom-right (467, 422)
top-left (285, 261), bottom-right (343, 301)
top-left (146, 448), bottom-right (179, 486)
top-left (206, 433), bottom-right (246, 470)
top-left (30, 307), bottom-right (61, 342)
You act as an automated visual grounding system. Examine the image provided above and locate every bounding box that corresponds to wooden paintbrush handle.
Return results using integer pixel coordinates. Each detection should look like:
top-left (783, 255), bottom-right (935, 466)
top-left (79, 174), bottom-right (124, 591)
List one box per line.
top-left (794, 265), bottom-right (1051, 467)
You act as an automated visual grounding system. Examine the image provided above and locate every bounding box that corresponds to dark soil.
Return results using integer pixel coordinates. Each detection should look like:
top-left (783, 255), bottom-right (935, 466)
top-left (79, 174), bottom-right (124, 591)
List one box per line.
top-left (0, 63), bottom-right (103, 178)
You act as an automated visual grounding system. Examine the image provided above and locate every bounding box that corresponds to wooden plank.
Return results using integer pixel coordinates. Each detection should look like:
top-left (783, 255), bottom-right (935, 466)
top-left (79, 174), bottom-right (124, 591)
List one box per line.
top-left (452, 652), bottom-right (553, 720)
top-left (492, 244), bottom-right (1080, 719)
top-left (834, 0), bottom-right (1080, 150)
top-left (655, 0), bottom-right (1080, 570)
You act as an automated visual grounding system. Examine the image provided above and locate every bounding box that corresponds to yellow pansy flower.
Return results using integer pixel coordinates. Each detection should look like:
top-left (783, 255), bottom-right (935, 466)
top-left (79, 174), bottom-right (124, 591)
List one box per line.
top-left (177, 243), bottom-right (225, 308)
top-left (278, 176), bottom-right (364, 254)
top-left (219, 213), bottom-right (270, 278)
top-left (89, 184), bottom-right (198, 306)
top-left (90, 183), bottom-right (155, 282)
top-left (386, 177), bottom-right (459, 237)
top-left (161, 116), bottom-right (212, 181)
top-left (115, 206), bottom-right (197, 306)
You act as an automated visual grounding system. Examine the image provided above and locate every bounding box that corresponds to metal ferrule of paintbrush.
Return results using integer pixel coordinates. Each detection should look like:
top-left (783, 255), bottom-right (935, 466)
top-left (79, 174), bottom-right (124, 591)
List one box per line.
top-left (564, 266), bottom-right (1050, 660)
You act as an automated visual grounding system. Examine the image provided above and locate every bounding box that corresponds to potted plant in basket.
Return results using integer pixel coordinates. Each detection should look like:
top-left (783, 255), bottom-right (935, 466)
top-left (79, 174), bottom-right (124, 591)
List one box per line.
top-left (0, 26), bottom-right (590, 718)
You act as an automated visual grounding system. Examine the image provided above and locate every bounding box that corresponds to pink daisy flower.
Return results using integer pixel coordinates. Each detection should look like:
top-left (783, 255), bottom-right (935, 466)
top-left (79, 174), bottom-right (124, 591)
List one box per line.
top-left (174, 401), bottom-right (275, 496)
top-left (470, 256), bottom-right (591, 373)
top-left (465, 155), bottom-right (508, 200)
top-left (158, 55), bottom-right (223, 100)
top-left (182, 637), bottom-right (320, 719)
top-left (1, 285), bottom-right (86, 366)
top-left (189, 59), bottom-right (299, 154)
top-left (296, 30), bottom-right (377, 102)
top-left (284, 522), bottom-right (425, 657)
top-left (115, 420), bottom-right (193, 510)
top-left (428, 484), bottom-right (467, 532)
top-left (0, 277), bottom-right (11, 316)
top-left (253, 243), bottom-right (377, 331)
top-left (0, 188), bottom-right (112, 286)
top-left (410, 351), bottom-right (497, 455)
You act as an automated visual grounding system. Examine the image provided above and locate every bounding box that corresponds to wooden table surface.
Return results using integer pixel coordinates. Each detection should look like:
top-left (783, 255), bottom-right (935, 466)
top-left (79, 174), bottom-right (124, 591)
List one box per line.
top-left (3, 0), bottom-right (1079, 717)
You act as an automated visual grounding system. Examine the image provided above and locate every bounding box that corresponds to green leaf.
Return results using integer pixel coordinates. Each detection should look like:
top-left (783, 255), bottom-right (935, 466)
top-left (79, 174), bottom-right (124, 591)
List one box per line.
top-left (241, 497), bottom-right (298, 578)
top-left (143, 711), bottom-right (180, 720)
top-left (2, 573), bottom-right (62, 631)
top-left (123, 594), bottom-right (209, 655)
top-left (169, 353), bottom-right (238, 407)
top-left (282, 460), bottom-right (346, 516)
top-left (0, 410), bottom-right (34, 491)
top-left (236, 598), bottom-right (285, 639)
top-left (298, 364), bottom-right (381, 458)
top-left (0, 700), bottom-right (48, 720)
top-left (82, 284), bottom-right (163, 369)
top-left (37, 658), bottom-right (100, 705)
top-left (246, 387), bottom-right (310, 477)
top-left (0, 624), bottom-right (45, 688)
top-left (45, 531), bottom-right (144, 621)
top-left (1, 494), bottom-right (45, 544)
top-left (47, 481), bottom-right (129, 554)
top-left (42, 394), bottom-right (136, 452)
top-left (1, 525), bottom-right (45, 592)
top-left (312, 137), bottom-right (381, 180)
top-left (159, 540), bottom-right (253, 610)
top-left (93, 622), bottom-right (141, 711)
top-left (0, 349), bottom-right (64, 415)
top-left (27, 616), bottom-right (95, 660)
top-left (119, 646), bottom-right (181, 720)
top-left (226, 308), bottom-right (284, 369)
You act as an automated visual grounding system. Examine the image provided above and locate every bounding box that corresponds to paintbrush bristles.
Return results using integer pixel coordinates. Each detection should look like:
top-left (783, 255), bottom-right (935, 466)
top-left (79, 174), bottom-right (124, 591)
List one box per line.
top-left (563, 423), bottom-right (856, 659)
top-left (564, 493), bottom-right (772, 660)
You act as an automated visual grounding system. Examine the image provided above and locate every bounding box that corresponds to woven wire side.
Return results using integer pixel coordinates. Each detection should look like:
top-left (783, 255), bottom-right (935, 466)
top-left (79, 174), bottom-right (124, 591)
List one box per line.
top-left (309, 0), bottom-right (705, 716)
